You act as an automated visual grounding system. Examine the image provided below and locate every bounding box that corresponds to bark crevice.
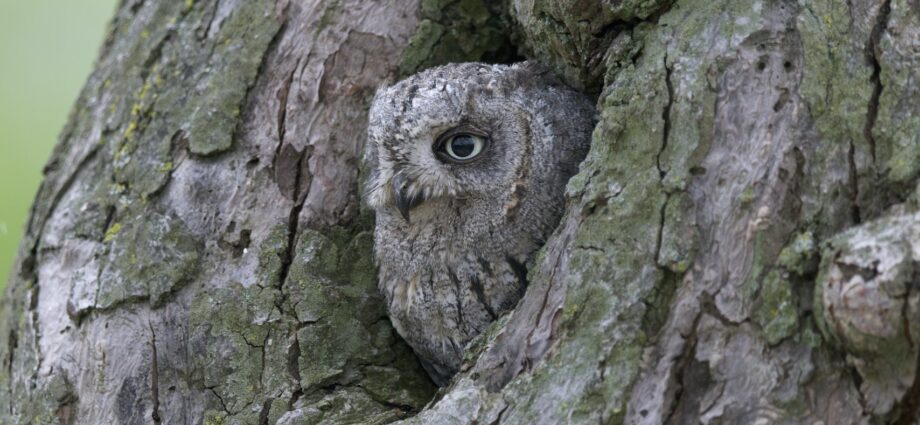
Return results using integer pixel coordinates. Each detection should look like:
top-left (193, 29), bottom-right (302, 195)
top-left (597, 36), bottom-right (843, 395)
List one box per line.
top-left (847, 139), bottom-right (862, 224)
top-left (893, 343), bottom-right (920, 425)
top-left (864, 0), bottom-right (891, 166)
top-left (5, 329), bottom-right (15, 416)
top-left (149, 323), bottom-right (161, 424)
top-left (7, 0), bottom-right (920, 423)
top-left (286, 331), bottom-right (303, 407)
top-left (654, 53), bottom-right (675, 264)
top-left (207, 386), bottom-right (230, 415)
top-left (660, 316), bottom-right (702, 425)
top-left (258, 397), bottom-right (273, 425)
top-left (276, 148), bottom-right (309, 315)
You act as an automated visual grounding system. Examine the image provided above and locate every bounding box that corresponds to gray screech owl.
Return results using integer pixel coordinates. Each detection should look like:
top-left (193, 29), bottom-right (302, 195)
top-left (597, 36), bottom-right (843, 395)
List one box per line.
top-left (365, 62), bottom-right (595, 385)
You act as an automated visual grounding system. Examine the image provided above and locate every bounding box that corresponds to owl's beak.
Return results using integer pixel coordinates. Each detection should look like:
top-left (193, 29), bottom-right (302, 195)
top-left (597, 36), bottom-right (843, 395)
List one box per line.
top-left (392, 174), bottom-right (424, 222)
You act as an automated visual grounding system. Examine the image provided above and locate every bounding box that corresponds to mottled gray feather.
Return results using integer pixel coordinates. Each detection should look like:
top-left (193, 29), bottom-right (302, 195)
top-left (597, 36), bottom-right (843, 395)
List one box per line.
top-left (365, 61), bottom-right (595, 385)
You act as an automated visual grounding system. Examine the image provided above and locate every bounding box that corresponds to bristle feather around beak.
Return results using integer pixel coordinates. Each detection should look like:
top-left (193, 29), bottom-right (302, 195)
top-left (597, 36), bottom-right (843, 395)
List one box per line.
top-left (392, 173), bottom-right (424, 222)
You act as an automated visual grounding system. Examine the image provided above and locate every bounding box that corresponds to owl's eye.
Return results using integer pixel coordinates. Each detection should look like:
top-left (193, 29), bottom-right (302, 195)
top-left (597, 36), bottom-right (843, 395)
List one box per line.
top-left (435, 130), bottom-right (488, 164)
top-left (446, 134), bottom-right (484, 160)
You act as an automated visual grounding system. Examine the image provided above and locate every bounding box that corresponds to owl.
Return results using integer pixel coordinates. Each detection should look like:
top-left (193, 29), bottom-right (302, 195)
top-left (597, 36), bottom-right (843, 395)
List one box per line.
top-left (364, 62), bottom-right (595, 386)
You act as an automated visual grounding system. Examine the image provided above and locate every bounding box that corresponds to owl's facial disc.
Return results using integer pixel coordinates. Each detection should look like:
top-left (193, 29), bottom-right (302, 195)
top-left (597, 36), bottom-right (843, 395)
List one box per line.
top-left (390, 125), bottom-right (492, 222)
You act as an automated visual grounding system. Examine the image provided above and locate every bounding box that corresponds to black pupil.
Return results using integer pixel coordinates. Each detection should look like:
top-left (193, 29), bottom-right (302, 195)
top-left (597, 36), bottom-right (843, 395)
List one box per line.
top-left (450, 135), bottom-right (476, 158)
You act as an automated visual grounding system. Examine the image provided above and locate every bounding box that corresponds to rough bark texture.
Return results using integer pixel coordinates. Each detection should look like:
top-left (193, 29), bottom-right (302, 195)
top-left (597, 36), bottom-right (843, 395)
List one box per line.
top-left (3, 0), bottom-right (920, 424)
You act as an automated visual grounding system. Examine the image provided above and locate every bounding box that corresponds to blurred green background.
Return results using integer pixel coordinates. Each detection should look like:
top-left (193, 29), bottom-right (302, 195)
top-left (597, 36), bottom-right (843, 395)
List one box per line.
top-left (0, 1), bottom-right (117, 289)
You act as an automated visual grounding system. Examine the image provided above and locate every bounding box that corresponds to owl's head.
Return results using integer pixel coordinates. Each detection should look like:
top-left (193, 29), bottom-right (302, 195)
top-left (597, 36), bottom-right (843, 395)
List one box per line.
top-left (364, 62), bottom-right (593, 223)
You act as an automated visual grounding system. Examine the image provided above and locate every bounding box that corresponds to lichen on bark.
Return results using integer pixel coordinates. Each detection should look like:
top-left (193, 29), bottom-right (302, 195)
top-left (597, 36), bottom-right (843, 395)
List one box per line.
top-left (0, 0), bottom-right (435, 423)
top-left (4, 0), bottom-right (920, 424)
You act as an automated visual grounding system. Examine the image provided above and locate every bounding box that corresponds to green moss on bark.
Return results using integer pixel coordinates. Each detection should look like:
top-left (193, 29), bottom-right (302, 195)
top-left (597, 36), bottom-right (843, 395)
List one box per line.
top-left (796, 0), bottom-right (876, 228)
top-left (97, 211), bottom-right (202, 310)
top-left (873, 0), bottom-right (920, 191)
top-left (283, 226), bottom-right (434, 405)
top-left (508, 0), bottom-right (672, 91)
top-left (753, 270), bottom-right (798, 345)
top-left (185, 0), bottom-right (281, 155)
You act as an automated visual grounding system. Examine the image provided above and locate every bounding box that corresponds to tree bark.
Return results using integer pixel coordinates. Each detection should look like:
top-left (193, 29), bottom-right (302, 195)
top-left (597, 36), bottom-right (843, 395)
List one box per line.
top-left (3, 0), bottom-right (920, 424)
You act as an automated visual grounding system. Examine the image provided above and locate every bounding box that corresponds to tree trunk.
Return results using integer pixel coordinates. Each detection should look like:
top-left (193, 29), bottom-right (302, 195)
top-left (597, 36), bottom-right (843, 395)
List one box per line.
top-left (3, 0), bottom-right (920, 424)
